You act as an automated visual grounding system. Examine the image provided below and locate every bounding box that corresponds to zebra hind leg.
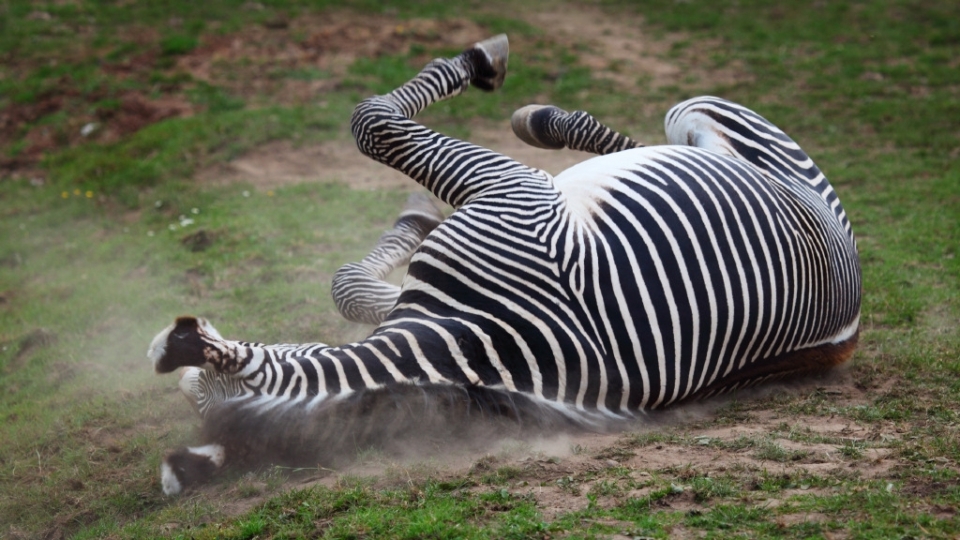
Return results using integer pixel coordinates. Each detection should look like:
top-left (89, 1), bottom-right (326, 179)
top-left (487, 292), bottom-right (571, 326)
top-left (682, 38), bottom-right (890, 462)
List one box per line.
top-left (350, 35), bottom-right (534, 209)
top-left (331, 193), bottom-right (444, 325)
top-left (511, 105), bottom-right (644, 155)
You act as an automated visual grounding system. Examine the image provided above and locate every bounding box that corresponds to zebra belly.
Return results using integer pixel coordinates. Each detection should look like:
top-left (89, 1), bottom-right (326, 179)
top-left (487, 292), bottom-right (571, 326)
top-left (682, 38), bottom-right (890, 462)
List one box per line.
top-left (396, 145), bottom-right (859, 411)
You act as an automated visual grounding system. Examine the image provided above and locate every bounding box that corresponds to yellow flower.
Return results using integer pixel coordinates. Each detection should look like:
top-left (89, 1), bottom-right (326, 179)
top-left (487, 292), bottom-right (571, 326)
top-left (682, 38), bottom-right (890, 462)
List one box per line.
top-left (73, 189), bottom-right (81, 196)
top-left (267, 190), bottom-right (275, 197)
top-left (85, 191), bottom-right (93, 198)
top-left (61, 191), bottom-right (69, 199)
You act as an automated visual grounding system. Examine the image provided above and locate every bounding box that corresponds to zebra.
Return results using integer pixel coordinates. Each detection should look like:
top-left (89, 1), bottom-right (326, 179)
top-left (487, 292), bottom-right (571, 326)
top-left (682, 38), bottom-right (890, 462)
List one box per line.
top-left (149, 34), bottom-right (861, 495)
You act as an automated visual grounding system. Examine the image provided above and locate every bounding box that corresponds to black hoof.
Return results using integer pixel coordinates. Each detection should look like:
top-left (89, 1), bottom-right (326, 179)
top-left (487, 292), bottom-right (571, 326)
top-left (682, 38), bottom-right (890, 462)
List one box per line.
top-left (511, 104), bottom-right (568, 150)
top-left (468, 34), bottom-right (509, 91)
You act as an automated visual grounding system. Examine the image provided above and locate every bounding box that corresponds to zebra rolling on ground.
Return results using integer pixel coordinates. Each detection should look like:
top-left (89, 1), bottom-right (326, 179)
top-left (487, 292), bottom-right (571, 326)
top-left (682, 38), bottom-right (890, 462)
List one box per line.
top-left (148, 34), bottom-right (861, 495)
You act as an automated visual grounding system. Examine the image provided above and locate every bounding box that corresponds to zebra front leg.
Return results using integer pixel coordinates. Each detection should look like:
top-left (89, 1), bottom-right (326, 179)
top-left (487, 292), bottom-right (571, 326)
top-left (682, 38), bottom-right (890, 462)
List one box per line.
top-left (331, 193), bottom-right (444, 325)
top-left (352, 34), bottom-right (507, 136)
top-left (352, 35), bottom-right (544, 208)
top-left (161, 443), bottom-right (226, 495)
top-left (511, 105), bottom-right (644, 155)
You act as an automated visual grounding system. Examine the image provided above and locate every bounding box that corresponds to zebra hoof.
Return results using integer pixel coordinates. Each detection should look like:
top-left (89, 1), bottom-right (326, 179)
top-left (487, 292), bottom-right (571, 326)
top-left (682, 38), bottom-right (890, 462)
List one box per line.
top-left (511, 105), bottom-right (567, 150)
top-left (469, 34), bottom-right (509, 91)
top-left (161, 444), bottom-right (226, 496)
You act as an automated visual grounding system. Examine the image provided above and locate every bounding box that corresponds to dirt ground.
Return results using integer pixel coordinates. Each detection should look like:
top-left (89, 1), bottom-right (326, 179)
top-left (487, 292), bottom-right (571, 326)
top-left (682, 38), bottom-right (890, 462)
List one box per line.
top-left (195, 3), bottom-right (752, 191)
top-left (0, 4), bottom-right (902, 533)
top-left (172, 4), bottom-right (898, 524)
top-left (199, 368), bottom-right (900, 527)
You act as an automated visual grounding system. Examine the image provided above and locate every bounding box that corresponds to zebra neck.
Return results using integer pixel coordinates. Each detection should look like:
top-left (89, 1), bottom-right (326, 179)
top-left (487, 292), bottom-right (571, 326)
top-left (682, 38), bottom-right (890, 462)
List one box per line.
top-left (230, 336), bottom-right (440, 399)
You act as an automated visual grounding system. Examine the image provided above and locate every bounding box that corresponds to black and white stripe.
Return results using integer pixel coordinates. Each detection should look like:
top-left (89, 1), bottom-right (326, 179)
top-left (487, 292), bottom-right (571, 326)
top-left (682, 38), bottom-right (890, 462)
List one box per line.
top-left (150, 34), bottom-right (861, 492)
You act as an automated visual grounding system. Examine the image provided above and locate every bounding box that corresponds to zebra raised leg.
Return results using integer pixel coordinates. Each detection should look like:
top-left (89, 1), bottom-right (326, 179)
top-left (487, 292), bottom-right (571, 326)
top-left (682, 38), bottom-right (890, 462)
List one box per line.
top-left (351, 34), bottom-right (546, 208)
top-left (511, 105), bottom-right (644, 155)
top-left (331, 193), bottom-right (444, 325)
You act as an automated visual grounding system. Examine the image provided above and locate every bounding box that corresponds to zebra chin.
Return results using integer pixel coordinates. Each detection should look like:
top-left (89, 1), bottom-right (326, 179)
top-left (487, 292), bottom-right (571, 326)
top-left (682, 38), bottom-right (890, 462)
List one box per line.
top-left (160, 383), bottom-right (617, 492)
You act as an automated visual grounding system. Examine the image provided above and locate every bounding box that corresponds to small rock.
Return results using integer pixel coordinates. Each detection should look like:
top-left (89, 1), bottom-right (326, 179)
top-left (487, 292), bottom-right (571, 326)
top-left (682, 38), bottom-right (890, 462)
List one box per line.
top-left (181, 229), bottom-right (213, 252)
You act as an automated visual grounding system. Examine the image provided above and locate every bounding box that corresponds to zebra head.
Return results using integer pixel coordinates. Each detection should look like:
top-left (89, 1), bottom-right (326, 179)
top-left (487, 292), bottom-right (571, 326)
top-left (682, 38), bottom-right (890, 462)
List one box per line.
top-left (148, 316), bottom-right (241, 375)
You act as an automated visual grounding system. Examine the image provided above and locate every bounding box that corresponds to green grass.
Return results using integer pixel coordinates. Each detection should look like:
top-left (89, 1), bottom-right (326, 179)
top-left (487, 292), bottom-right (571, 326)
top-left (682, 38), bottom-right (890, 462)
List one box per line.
top-left (44, 104), bottom-right (341, 200)
top-left (1, 0), bottom-right (959, 538)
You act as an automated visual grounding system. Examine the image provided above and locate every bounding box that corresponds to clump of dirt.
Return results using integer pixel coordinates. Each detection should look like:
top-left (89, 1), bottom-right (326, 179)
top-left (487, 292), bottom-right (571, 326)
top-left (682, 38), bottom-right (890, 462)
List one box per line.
top-left (181, 229), bottom-right (214, 252)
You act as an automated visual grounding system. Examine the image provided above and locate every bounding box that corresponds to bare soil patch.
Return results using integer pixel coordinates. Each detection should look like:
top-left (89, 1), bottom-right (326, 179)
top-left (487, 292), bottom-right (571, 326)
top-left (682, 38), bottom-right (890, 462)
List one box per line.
top-left (193, 1), bottom-right (754, 192)
top-left (525, 5), bottom-right (752, 93)
top-left (176, 13), bottom-right (489, 106)
top-left (0, 11), bottom-right (487, 178)
top-left (196, 121), bottom-right (600, 191)
top-left (183, 371), bottom-right (891, 526)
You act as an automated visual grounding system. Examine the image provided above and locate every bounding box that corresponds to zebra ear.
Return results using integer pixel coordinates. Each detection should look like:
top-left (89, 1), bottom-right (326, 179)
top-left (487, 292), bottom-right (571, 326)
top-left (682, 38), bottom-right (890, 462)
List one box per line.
top-left (148, 316), bottom-right (207, 374)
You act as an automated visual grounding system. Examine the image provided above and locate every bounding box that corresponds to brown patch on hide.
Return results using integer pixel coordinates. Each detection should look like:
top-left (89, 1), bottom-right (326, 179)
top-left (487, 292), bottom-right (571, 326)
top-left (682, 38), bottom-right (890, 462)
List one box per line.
top-left (687, 327), bottom-right (859, 402)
